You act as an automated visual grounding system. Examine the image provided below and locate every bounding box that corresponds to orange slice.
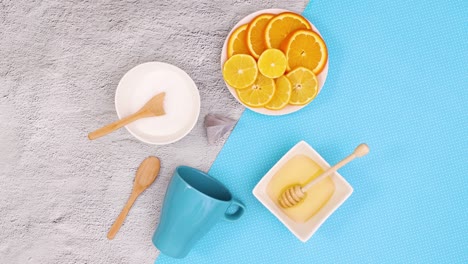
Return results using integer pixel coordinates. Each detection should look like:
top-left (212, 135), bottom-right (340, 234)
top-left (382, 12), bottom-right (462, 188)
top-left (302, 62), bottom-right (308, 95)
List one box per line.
top-left (286, 67), bottom-right (318, 105)
top-left (265, 75), bottom-right (292, 110)
top-left (281, 29), bottom-right (328, 74)
top-left (246, 13), bottom-right (274, 59)
top-left (265, 12), bottom-right (311, 49)
top-left (227, 24), bottom-right (250, 58)
top-left (236, 73), bottom-right (276, 107)
top-left (223, 54), bottom-right (258, 89)
top-left (257, 49), bottom-right (287, 78)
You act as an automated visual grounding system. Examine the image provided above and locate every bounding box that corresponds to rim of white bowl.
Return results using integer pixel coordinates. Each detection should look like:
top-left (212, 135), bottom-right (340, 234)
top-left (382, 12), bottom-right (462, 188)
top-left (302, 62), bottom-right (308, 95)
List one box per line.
top-left (114, 61), bottom-right (201, 145)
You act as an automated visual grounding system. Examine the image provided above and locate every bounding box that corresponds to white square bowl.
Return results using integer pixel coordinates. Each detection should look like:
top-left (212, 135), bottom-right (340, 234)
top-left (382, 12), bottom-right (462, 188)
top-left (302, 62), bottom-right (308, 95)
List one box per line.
top-left (252, 141), bottom-right (353, 242)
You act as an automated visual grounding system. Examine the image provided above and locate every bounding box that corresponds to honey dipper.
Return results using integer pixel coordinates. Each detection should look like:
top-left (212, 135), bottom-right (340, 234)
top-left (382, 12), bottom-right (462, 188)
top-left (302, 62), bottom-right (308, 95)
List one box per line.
top-left (279, 144), bottom-right (369, 208)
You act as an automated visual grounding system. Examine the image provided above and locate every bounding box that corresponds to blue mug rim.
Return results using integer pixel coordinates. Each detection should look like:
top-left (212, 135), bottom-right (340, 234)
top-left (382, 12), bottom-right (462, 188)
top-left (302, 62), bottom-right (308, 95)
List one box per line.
top-left (175, 166), bottom-right (232, 202)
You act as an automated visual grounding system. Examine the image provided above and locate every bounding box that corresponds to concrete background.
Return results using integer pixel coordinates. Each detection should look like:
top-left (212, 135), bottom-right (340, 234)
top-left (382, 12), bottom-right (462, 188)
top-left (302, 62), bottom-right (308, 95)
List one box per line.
top-left (0, 1), bottom-right (307, 263)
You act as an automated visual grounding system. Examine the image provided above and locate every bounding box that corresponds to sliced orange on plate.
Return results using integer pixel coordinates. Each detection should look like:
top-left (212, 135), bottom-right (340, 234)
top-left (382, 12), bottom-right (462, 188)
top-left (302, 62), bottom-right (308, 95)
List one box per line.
top-left (223, 54), bottom-right (258, 89)
top-left (265, 12), bottom-right (311, 49)
top-left (236, 73), bottom-right (276, 107)
top-left (265, 75), bottom-right (292, 110)
top-left (257, 49), bottom-right (287, 78)
top-left (227, 24), bottom-right (250, 58)
top-left (286, 67), bottom-right (318, 105)
top-left (246, 14), bottom-right (274, 59)
top-left (281, 29), bottom-right (328, 74)
top-left (223, 11), bottom-right (326, 112)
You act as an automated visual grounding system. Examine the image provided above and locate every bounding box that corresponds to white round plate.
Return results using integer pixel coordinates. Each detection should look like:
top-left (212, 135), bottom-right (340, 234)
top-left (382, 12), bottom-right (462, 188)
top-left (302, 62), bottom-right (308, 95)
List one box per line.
top-left (221, 9), bottom-right (329, 116)
top-left (115, 62), bottom-right (200, 145)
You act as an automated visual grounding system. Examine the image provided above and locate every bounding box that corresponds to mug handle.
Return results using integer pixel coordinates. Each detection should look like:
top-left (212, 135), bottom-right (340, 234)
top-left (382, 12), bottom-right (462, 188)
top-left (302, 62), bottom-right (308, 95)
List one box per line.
top-left (224, 199), bottom-right (245, 221)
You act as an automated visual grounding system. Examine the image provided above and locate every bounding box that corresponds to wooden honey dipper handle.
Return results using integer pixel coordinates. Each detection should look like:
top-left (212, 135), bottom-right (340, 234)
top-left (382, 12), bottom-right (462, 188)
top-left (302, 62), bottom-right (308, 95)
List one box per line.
top-left (302, 144), bottom-right (370, 192)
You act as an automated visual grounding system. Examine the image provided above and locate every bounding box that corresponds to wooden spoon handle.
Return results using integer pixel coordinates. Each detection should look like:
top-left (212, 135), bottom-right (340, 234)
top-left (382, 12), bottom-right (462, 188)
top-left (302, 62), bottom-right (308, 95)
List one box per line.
top-left (88, 111), bottom-right (148, 140)
top-left (107, 192), bottom-right (139, 240)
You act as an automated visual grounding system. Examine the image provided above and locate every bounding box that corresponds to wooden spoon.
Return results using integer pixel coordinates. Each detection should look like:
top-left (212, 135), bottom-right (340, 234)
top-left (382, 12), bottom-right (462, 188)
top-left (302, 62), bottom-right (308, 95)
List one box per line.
top-left (107, 156), bottom-right (161, 240)
top-left (279, 144), bottom-right (370, 208)
top-left (88, 92), bottom-right (166, 140)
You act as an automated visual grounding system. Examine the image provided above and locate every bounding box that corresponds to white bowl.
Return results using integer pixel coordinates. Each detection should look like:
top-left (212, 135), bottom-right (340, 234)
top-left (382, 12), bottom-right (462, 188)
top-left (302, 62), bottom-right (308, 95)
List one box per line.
top-left (220, 9), bottom-right (329, 116)
top-left (115, 62), bottom-right (200, 145)
top-left (252, 141), bottom-right (353, 242)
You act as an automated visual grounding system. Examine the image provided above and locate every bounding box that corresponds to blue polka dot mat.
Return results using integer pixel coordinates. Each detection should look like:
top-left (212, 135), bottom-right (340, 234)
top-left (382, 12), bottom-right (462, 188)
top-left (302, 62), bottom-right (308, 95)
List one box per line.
top-left (156, 0), bottom-right (467, 263)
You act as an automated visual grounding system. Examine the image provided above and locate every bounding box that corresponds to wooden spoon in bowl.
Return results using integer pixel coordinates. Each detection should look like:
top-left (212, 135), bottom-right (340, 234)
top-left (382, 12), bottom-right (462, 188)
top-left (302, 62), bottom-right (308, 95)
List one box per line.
top-left (88, 92), bottom-right (166, 140)
top-left (107, 156), bottom-right (161, 240)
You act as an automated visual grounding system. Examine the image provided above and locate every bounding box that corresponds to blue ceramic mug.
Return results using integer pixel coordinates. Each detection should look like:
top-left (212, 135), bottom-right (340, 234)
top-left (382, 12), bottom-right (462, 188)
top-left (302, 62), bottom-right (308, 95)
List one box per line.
top-left (152, 166), bottom-right (245, 258)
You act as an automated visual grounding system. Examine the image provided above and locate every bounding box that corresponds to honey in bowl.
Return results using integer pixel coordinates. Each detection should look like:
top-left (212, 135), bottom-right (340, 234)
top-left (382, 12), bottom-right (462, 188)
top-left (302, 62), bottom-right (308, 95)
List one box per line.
top-left (266, 154), bottom-right (335, 222)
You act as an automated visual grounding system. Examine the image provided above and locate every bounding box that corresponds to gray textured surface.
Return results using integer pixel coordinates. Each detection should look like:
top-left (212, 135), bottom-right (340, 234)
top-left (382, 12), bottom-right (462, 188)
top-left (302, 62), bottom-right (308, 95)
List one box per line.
top-left (0, 1), bottom-right (307, 263)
